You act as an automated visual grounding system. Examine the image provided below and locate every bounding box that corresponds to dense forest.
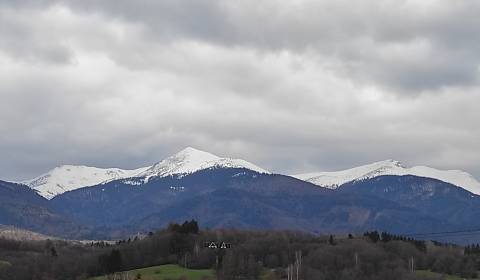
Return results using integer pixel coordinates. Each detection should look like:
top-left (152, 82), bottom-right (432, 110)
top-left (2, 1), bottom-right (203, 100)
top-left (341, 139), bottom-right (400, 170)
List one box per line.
top-left (1, 221), bottom-right (479, 280)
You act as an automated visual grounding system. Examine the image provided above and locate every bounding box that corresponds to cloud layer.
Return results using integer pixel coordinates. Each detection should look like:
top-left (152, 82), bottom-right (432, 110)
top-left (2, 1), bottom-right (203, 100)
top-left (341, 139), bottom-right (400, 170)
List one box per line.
top-left (1, 0), bottom-right (479, 180)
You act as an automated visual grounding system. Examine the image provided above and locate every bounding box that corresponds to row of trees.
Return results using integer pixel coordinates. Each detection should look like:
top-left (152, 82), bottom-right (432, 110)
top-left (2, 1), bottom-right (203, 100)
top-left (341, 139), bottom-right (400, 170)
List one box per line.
top-left (465, 243), bottom-right (480, 255)
top-left (364, 231), bottom-right (427, 252)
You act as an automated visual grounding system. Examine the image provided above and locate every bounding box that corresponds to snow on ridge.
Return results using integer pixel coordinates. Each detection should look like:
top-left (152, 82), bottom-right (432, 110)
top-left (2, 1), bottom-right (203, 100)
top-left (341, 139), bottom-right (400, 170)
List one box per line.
top-left (292, 160), bottom-right (480, 195)
top-left (20, 147), bottom-right (270, 199)
top-left (21, 165), bottom-right (150, 200)
top-left (14, 150), bottom-right (480, 199)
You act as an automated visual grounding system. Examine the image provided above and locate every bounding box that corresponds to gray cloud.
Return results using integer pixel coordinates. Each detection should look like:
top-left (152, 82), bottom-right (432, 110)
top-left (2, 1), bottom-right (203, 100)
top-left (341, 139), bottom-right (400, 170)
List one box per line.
top-left (55, 0), bottom-right (480, 92)
top-left (0, 0), bottom-right (479, 181)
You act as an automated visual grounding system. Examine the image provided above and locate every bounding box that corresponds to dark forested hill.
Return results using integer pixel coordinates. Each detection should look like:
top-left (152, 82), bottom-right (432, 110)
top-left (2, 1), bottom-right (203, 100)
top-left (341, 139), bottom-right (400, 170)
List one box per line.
top-left (2, 171), bottom-right (480, 241)
top-left (50, 168), bottom-right (332, 227)
top-left (339, 175), bottom-right (480, 228)
top-left (338, 175), bottom-right (480, 243)
top-left (49, 169), bottom-right (454, 239)
top-left (0, 180), bottom-right (87, 238)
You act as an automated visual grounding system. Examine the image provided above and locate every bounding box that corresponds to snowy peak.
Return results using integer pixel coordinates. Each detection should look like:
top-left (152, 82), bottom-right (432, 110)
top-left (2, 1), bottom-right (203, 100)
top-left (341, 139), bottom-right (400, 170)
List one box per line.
top-left (137, 147), bottom-right (270, 179)
top-left (22, 165), bottom-right (149, 199)
top-left (293, 160), bottom-right (480, 195)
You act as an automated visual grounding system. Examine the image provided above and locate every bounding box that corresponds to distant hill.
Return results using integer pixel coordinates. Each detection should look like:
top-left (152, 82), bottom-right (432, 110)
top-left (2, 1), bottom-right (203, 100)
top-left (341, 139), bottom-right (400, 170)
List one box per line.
top-left (0, 225), bottom-right (54, 241)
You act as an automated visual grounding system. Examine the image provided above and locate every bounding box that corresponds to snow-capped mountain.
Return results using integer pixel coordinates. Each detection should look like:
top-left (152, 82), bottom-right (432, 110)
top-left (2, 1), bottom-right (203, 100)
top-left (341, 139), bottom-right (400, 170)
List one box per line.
top-left (137, 147), bottom-right (270, 181)
top-left (20, 147), bottom-right (270, 199)
top-left (22, 165), bottom-right (150, 199)
top-left (292, 160), bottom-right (480, 195)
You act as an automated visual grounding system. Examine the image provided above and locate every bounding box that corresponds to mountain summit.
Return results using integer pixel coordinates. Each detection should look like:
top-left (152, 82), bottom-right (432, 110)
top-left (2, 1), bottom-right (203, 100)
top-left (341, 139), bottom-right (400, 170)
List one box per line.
top-left (293, 160), bottom-right (480, 194)
top-left (137, 147), bottom-right (270, 180)
top-left (20, 147), bottom-right (269, 199)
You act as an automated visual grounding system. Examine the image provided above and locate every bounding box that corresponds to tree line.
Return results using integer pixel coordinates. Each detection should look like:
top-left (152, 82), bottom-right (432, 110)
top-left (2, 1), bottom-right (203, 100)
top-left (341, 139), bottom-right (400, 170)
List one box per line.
top-left (0, 221), bottom-right (479, 279)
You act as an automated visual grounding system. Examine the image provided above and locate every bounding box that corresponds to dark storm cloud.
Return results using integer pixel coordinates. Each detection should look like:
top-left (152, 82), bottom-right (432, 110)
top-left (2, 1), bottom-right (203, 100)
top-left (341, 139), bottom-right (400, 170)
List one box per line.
top-left (0, 0), bottom-right (479, 180)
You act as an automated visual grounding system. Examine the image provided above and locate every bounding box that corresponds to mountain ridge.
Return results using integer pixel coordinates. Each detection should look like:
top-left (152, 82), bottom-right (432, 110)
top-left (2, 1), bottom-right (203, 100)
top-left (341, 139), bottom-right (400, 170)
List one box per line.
top-left (2, 167), bottom-right (480, 242)
top-left (20, 147), bottom-right (270, 199)
top-left (293, 159), bottom-right (480, 195)
top-left (14, 148), bottom-right (480, 200)
top-left (21, 165), bottom-right (150, 199)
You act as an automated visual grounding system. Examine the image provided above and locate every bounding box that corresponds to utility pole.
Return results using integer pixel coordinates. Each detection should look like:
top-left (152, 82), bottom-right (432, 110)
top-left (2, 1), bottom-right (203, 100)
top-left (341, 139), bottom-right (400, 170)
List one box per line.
top-left (287, 264), bottom-right (293, 280)
top-left (355, 252), bottom-right (359, 268)
top-left (194, 242), bottom-right (200, 257)
top-left (286, 251), bottom-right (303, 280)
top-left (295, 252), bottom-right (298, 280)
top-left (296, 257), bottom-right (299, 280)
top-left (295, 250), bottom-right (302, 280)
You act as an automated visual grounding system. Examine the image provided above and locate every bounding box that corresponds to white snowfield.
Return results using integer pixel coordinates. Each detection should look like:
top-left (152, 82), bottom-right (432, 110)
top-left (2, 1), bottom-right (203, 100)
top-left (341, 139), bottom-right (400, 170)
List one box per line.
top-left (292, 160), bottom-right (480, 195)
top-left (20, 147), bottom-right (270, 199)
top-left (21, 165), bottom-right (149, 200)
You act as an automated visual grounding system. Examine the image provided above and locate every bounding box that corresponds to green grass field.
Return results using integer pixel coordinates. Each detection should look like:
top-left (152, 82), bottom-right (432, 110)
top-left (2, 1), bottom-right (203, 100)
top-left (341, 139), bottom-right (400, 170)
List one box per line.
top-left (90, 264), bottom-right (215, 280)
top-left (416, 269), bottom-right (478, 280)
top-left (259, 269), bottom-right (276, 280)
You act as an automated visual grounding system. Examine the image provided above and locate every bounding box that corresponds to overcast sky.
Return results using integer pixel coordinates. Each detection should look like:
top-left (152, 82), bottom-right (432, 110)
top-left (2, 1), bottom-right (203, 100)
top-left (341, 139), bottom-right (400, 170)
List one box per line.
top-left (1, 0), bottom-right (479, 181)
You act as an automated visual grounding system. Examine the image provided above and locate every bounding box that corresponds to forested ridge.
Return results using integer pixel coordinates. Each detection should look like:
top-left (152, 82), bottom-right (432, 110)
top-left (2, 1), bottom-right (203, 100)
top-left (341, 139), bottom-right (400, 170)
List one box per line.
top-left (1, 221), bottom-right (479, 280)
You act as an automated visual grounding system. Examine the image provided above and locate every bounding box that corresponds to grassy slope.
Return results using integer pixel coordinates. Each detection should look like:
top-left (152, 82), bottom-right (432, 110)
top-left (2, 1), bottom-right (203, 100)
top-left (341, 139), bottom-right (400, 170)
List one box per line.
top-left (0, 260), bottom-right (12, 269)
top-left (91, 264), bottom-right (214, 280)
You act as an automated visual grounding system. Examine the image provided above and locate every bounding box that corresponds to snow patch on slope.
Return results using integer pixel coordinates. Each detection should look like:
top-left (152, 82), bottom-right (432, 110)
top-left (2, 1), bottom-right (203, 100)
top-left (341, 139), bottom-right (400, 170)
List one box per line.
top-left (293, 160), bottom-right (480, 195)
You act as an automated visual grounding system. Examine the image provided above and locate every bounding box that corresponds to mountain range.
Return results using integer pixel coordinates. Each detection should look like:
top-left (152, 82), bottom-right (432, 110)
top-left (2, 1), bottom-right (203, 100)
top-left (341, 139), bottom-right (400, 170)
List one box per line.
top-left (293, 159), bottom-right (480, 194)
top-left (21, 147), bottom-right (269, 199)
top-left (2, 147), bottom-right (480, 243)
